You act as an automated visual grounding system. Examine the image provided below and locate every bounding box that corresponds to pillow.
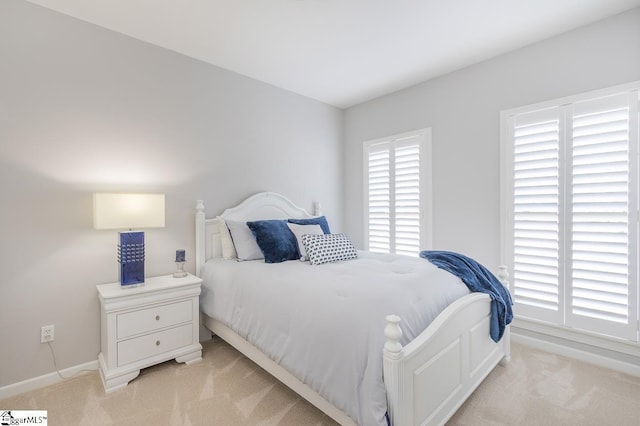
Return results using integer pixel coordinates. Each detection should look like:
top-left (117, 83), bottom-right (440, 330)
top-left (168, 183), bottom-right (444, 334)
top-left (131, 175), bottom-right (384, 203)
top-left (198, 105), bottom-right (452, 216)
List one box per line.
top-left (287, 216), bottom-right (331, 234)
top-left (247, 220), bottom-right (299, 263)
top-left (286, 223), bottom-right (324, 261)
top-left (302, 233), bottom-right (358, 265)
top-left (217, 216), bottom-right (237, 260)
top-left (225, 220), bottom-right (264, 261)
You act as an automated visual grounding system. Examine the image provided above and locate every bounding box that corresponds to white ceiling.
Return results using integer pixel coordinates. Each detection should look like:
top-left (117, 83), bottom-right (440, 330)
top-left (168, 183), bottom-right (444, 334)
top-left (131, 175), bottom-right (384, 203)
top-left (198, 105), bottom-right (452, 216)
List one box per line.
top-left (26, 0), bottom-right (640, 109)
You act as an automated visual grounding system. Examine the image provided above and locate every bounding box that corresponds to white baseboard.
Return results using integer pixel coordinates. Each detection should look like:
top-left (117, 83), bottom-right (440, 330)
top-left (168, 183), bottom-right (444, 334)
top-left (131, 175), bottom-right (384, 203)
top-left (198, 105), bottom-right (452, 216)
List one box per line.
top-left (512, 333), bottom-right (640, 377)
top-left (0, 360), bottom-right (99, 400)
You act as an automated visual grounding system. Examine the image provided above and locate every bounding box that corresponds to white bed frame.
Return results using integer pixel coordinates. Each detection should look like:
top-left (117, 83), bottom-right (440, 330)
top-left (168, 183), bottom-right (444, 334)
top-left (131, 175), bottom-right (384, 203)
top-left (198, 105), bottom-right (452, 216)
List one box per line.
top-left (195, 192), bottom-right (510, 426)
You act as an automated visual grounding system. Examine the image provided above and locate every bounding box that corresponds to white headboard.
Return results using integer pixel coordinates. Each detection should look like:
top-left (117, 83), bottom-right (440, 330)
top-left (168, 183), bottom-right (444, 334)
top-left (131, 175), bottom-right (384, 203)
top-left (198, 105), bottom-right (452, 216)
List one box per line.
top-left (195, 192), bottom-right (320, 276)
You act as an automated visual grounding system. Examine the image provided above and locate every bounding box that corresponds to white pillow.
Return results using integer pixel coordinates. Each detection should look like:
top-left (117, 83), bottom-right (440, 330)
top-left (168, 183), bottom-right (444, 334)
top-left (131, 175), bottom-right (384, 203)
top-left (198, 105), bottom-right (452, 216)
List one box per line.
top-left (217, 216), bottom-right (237, 260)
top-left (302, 233), bottom-right (358, 265)
top-left (225, 220), bottom-right (264, 261)
top-left (286, 223), bottom-right (324, 261)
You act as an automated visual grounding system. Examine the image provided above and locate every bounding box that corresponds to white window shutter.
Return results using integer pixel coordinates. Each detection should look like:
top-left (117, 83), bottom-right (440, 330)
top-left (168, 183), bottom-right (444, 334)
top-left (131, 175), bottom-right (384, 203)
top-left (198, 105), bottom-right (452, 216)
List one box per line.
top-left (504, 86), bottom-right (639, 342)
top-left (394, 139), bottom-right (421, 256)
top-left (511, 108), bottom-right (562, 323)
top-left (365, 131), bottom-right (427, 257)
top-left (567, 93), bottom-right (638, 339)
top-left (367, 144), bottom-right (391, 253)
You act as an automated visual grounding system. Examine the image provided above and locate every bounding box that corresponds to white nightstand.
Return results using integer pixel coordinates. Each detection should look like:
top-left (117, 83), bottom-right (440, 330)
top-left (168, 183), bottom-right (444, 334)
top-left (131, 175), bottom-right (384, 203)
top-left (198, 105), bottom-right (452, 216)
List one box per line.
top-left (97, 273), bottom-right (203, 393)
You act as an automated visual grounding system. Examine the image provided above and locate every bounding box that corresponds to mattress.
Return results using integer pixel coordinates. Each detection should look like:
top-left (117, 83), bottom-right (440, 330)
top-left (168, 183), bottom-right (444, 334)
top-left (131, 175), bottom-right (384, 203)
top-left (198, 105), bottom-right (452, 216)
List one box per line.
top-left (200, 250), bottom-right (470, 425)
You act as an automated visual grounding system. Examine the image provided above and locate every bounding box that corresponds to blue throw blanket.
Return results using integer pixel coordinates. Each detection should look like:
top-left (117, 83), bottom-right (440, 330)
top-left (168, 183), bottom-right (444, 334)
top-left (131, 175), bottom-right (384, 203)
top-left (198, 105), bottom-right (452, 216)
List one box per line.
top-left (419, 250), bottom-right (513, 342)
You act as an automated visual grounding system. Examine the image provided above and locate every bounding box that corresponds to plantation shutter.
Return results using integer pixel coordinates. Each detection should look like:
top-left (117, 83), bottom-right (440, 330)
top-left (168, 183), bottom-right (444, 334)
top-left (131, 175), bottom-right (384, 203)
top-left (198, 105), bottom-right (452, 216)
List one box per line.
top-left (366, 133), bottom-right (424, 256)
top-left (367, 143), bottom-right (391, 253)
top-left (567, 93), bottom-right (638, 339)
top-left (506, 87), bottom-right (639, 342)
top-left (394, 139), bottom-right (421, 256)
top-left (511, 108), bottom-right (562, 324)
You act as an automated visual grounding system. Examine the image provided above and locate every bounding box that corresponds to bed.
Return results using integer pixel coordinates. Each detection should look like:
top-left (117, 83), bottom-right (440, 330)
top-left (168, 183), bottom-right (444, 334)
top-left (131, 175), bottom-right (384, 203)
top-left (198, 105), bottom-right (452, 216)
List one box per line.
top-left (195, 192), bottom-right (511, 426)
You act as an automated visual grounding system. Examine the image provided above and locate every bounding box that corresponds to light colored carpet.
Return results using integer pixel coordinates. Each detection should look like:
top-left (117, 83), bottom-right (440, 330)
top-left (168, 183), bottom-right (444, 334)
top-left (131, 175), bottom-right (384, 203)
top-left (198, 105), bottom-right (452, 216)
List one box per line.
top-left (1, 338), bottom-right (639, 425)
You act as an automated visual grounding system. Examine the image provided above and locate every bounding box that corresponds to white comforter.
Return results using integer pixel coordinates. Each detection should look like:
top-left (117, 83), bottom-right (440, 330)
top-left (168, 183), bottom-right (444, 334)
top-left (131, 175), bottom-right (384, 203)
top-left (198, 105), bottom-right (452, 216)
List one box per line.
top-left (200, 251), bottom-right (470, 426)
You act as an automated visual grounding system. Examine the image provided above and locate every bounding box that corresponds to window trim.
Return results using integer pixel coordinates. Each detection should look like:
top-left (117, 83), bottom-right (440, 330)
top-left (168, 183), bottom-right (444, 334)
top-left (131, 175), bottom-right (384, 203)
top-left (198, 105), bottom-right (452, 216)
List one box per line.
top-left (363, 128), bottom-right (433, 255)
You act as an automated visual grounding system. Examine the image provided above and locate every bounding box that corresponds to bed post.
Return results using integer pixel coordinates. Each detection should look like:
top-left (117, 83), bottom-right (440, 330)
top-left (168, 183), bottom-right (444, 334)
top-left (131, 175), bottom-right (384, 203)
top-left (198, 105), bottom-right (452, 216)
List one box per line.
top-left (497, 265), bottom-right (511, 364)
top-left (195, 200), bottom-right (205, 278)
top-left (383, 314), bottom-right (405, 426)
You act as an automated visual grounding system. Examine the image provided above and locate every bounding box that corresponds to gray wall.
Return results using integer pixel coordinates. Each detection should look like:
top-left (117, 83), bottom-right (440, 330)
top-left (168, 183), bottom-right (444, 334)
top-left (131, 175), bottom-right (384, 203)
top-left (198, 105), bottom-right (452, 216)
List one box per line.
top-left (344, 8), bottom-right (640, 269)
top-left (2, 0), bottom-right (639, 391)
top-left (0, 0), bottom-right (343, 387)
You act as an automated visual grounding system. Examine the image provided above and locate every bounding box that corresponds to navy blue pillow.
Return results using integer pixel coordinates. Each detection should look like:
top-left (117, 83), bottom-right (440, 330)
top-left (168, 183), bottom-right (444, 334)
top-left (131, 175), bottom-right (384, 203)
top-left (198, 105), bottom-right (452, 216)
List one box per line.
top-left (287, 216), bottom-right (331, 234)
top-left (246, 220), bottom-right (299, 263)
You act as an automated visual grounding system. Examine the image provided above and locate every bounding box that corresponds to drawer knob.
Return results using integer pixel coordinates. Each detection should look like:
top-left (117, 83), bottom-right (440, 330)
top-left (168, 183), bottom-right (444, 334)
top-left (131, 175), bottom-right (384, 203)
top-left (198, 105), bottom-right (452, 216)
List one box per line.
top-left (155, 315), bottom-right (160, 321)
top-left (156, 340), bottom-right (161, 346)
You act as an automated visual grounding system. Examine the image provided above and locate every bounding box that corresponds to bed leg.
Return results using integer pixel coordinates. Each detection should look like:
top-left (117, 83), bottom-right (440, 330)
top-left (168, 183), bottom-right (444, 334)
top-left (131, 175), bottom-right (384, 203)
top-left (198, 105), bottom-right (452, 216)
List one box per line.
top-left (497, 266), bottom-right (511, 366)
top-left (383, 315), bottom-right (405, 426)
top-left (500, 326), bottom-right (511, 366)
top-left (195, 200), bottom-right (206, 278)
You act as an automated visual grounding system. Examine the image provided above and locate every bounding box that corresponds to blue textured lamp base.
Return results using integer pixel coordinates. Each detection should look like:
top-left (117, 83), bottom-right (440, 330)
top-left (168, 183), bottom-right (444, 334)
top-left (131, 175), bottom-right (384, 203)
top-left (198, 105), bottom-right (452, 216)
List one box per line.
top-left (118, 231), bottom-right (145, 287)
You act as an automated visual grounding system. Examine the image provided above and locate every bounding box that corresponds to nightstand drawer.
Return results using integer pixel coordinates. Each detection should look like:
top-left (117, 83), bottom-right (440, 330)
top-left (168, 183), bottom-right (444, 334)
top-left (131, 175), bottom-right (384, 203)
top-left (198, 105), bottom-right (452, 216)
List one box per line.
top-left (117, 300), bottom-right (192, 339)
top-left (117, 323), bottom-right (193, 366)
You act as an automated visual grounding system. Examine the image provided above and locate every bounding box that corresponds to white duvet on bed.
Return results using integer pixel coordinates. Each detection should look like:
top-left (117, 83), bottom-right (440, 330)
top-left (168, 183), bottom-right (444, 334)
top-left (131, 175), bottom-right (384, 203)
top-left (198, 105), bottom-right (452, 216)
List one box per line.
top-left (200, 250), bottom-right (470, 426)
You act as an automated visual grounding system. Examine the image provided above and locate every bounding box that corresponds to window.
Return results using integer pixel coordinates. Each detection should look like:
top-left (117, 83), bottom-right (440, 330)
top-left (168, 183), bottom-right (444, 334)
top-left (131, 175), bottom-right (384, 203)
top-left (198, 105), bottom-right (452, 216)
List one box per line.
top-left (501, 83), bottom-right (639, 342)
top-left (364, 129), bottom-right (432, 256)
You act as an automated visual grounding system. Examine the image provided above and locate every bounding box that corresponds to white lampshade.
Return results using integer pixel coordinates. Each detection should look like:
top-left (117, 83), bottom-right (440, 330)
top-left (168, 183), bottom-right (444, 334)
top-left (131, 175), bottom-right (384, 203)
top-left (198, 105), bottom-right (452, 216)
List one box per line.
top-left (93, 193), bottom-right (165, 230)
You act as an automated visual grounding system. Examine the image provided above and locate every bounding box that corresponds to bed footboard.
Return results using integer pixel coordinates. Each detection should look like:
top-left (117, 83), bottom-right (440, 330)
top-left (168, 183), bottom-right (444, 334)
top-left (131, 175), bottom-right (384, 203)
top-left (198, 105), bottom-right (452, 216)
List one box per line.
top-left (383, 268), bottom-right (511, 426)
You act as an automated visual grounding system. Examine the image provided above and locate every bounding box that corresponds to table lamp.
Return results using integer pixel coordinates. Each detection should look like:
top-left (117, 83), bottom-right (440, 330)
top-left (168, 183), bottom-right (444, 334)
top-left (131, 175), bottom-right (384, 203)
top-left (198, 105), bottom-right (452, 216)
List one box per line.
top-left (93, 193), bottom-right (165, 287)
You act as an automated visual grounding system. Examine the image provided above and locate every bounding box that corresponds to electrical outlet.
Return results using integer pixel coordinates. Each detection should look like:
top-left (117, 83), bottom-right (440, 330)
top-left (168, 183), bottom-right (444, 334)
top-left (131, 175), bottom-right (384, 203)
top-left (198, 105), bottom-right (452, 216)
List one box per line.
top-left (41, 325), bottom-right (55, 343)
